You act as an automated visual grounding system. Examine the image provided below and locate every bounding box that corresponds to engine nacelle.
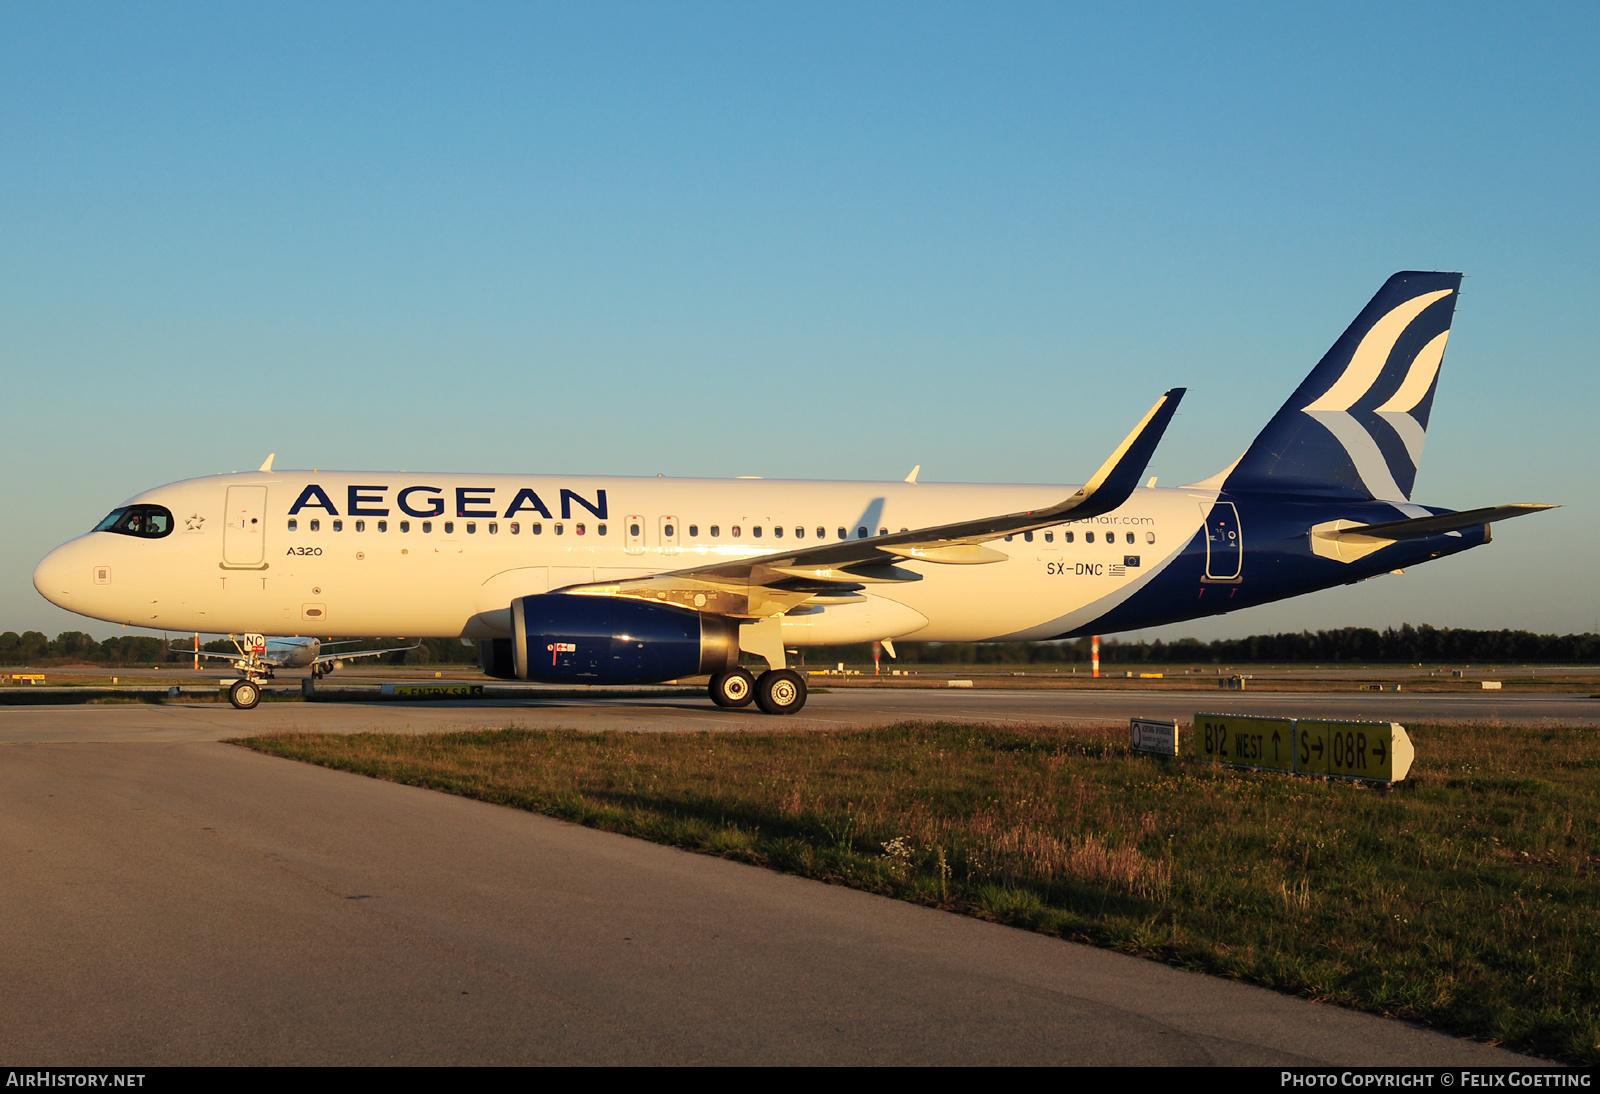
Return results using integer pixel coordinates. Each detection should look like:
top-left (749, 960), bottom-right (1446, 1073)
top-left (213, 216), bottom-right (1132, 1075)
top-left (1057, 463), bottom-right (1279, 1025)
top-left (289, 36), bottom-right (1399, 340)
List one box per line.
top-left (485, 594), bottom-right (739, 684)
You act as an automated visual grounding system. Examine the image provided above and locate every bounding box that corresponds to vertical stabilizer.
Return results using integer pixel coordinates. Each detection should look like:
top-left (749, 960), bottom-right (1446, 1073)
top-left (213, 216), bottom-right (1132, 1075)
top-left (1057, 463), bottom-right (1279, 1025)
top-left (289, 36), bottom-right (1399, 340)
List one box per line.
top-left (1224, 272), bottom-right (1462, 500)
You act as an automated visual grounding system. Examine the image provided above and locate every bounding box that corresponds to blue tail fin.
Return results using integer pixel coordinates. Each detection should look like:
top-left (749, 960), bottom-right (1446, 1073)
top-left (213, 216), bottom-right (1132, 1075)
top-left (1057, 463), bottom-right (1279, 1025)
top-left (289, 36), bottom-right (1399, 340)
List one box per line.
top-left (1224, 272), bottom-right (1462, 500)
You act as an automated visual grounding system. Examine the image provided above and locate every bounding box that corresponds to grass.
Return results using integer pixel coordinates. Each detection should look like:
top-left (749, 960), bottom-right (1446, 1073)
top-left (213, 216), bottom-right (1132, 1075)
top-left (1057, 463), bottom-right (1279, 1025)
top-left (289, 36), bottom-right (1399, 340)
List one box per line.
top-left (236, 719), bottom-right (1600, 1063)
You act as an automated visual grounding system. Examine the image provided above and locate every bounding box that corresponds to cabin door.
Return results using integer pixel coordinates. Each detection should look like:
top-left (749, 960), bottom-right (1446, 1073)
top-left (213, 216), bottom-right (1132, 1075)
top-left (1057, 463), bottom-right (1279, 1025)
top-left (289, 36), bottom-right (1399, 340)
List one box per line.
top-left (223, 486), bottom-right (268, 568)
top-left (1201, 501), bottom-right (1242, 582)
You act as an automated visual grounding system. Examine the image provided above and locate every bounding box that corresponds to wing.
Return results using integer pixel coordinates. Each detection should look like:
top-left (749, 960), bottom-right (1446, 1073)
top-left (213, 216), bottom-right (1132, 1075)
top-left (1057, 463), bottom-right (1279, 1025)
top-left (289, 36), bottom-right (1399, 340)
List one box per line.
top-left (311, 642), bottom-right (423, 666)
top-left (563, 388), bottom-right (1186, 617)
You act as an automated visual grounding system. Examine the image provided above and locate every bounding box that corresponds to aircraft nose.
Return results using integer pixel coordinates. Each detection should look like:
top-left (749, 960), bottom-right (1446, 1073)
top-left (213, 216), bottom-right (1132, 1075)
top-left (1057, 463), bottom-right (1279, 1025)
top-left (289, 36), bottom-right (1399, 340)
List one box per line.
top-left (33, 542), bottom-right (84, 609)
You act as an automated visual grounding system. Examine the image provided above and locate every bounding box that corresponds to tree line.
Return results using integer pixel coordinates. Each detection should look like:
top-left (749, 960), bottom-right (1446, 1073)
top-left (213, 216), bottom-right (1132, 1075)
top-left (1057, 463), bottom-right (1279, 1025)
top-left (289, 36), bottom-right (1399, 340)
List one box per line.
top-left (802, 624), bottom-right (1600, 666)
top-left (4, 623), bottom-right (1599, 668)
top-left (0, 631), bottom-right (480, 667)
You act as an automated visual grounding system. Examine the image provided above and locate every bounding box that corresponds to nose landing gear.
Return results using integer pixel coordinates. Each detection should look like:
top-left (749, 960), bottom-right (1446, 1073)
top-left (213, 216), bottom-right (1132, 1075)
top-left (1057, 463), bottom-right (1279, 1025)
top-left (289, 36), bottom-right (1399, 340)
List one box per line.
top-left (227, 679), bottom-right (262, 710)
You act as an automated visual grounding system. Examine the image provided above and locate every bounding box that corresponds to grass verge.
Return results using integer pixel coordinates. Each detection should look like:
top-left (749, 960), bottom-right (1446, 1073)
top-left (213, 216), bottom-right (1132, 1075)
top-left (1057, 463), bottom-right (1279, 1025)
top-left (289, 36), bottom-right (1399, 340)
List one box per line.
top-left (237, 720), bottom-right (1600, 1063)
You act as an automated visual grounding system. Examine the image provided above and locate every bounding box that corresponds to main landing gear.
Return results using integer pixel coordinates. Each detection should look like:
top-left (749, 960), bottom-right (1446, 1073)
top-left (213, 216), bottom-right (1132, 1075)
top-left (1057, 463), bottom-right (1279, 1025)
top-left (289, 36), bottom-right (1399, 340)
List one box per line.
top-left (708, 668), bottom-right (807, 715)
top-left (709, 667), bottom-right (755, 707)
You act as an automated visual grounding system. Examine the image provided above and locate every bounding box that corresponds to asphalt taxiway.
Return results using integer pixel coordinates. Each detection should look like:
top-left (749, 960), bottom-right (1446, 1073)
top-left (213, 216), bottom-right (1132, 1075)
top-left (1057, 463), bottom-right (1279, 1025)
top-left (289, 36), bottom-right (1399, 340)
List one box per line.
top-left (1, 684), bottom-right (1595, 744)
top-left (0, 688), bottom-right (1566, 1065)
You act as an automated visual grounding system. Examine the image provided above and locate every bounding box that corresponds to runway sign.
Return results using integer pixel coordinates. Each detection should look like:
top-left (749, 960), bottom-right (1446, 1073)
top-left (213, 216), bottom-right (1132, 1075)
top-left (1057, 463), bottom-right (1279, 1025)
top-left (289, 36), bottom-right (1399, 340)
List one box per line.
top-left (382, 684), bottom-right (485, 699)
top-left (1295, 720), bottom-right (1414, 783)
top-left (1194, 714), bottom-right (1295, 773)
top-left (1194, 713), bottom-right (1412, 784)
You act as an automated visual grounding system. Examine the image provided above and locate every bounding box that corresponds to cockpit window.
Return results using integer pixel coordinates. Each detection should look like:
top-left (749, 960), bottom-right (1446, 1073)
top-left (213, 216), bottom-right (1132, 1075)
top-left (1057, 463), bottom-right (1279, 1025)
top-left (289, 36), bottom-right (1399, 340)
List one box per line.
top-left (95, 505), bottom-right (174, 539)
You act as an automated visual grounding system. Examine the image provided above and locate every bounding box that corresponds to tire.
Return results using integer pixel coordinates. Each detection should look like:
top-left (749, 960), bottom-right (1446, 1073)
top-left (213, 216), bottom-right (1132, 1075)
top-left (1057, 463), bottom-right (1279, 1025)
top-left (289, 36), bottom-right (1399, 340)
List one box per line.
top-left (755, 669), bottom-right (806, 715)
top-left (229, 679), bottom-right (261, 710)
top-left (709, 667), bottom-right (756, 708)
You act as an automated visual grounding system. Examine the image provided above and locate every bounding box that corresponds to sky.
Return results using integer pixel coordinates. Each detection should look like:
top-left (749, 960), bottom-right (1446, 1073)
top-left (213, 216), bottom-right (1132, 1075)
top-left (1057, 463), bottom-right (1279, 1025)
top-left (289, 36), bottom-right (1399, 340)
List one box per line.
top-left (2, 2), bottom-right (1596, 643)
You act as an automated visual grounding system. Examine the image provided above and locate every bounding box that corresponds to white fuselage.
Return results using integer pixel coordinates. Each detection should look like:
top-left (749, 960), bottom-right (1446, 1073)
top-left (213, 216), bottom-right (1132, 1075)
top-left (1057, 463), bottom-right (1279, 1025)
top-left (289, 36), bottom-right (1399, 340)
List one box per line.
top-left (34, 471), bottom-right (1216, 645)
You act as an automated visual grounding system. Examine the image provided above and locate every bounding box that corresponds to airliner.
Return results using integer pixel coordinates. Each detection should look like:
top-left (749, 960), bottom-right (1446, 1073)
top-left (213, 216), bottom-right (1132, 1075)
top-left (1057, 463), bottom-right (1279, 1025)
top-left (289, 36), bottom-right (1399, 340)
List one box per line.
top-left (188, 634), bottom-right (421, 682)
top-left (33, 272), bottom-right (1552, 712)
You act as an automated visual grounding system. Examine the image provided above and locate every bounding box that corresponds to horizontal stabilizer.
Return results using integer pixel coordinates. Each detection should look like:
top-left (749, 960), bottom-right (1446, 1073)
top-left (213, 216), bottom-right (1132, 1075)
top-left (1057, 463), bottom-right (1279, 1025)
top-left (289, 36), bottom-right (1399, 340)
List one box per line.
top-left (1311, 504), bottom-right (1555, 562)
top-left (1343, 504), bottom-right (1556, 541)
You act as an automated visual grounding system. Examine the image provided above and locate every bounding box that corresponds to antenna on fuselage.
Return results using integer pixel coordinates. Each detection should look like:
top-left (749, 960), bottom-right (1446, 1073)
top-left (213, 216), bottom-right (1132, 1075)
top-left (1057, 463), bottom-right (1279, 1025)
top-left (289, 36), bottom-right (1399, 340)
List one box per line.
top-left (258, 453), bottom-right (276, 473)
top-left (904, 465), bottom-right (921, 484)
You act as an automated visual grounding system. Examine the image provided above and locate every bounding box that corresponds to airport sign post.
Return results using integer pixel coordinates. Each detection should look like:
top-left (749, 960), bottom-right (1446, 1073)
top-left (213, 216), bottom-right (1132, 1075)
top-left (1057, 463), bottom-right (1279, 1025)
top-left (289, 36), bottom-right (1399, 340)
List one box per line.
top-left (1130, 718), bottom-right (1179, 756)
top-left (1194, 713), bottom-right (1295, 773)
top-left (1195, 714), bottom-right (1414, 784)
top-left (1295, 719), bottom-right (1414, 783)
top-left (382, 683), bottom-right (485, 699)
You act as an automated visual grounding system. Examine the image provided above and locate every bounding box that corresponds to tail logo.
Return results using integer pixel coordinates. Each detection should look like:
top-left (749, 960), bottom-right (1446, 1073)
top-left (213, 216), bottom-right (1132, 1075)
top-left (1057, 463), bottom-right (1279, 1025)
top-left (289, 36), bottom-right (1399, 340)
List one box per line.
top-left (1301, 288), bottom-right (1454, 501)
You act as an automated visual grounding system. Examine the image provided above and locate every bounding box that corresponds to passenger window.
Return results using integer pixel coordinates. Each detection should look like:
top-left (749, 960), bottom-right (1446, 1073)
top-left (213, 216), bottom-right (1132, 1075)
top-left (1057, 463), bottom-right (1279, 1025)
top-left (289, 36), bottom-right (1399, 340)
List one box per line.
top-left (795, 527), bottom-right (804, 538)
top-left (1146, 531), bottom-right (1155, 544)
top-left (400, 520), bottom-right (411, 533)
top-left (1126, 532), bottom-right (1135, 544)
top-left (1044, 532), bottom-right (1053, 542)
top-left (510, 522), bottom-right (520, 534)
top-left (555, 523), bottom-right (564, 535)
top-left (1023, 531), bottom-right (1033, 542)
top-left (598, 523), bottom-right (606, 536)
top-left (817, 527), bottom-right (825, 539)
top-left (878, 527), bottom-right (887, 536)
top-left (662, 523), bottom-right (673, 537)
top-left (753, 526), bottom-right (762, 538)
top-left (689, 525), bottom-right (698, 537)
top-left (466, 522), bottom-right (476, 534)
top-left (488, 522), bottom-right (497, 534)
top-left (731, 526), bottom-right (741, 537)
top-left (378, 520), bottom-right (387, 532)
top-left (838, 528), bottom-right (847, 539)
top-left (772, 526), bottom-right (782, 538)
top-left (1064, 531), bottom-right (1074, 543)
top-left (1005, 534), bottom-right (1013, 542)
top-left (710, 525), bottom-right (720, 537)
top-left (857, 527), bottom-right (868, 538)
top-left (1085, 531), bottom-right (1094, 543)
top-left (532, 523), bottom-right (542, 535)
top-left (630, 522), bottom-right (641, 537)
top-left (422, 521), bottom-right (432, 533)
top-left (288, 519), bottom-right (298, 532)
top-left (576, 523), bottom-right (586, 535)
top-left (354, 520), bottom-right (365, 532)
top-left (310, 519), bottom-right (321, 532)
top-left (332, 520), bottom-right (343, 532)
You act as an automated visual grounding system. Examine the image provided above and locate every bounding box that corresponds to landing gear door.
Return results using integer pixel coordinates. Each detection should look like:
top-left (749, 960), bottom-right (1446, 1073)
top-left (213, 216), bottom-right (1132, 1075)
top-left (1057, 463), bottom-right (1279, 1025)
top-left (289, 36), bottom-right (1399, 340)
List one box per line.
top-left (1201, 501), bottom-right (1242, 582)
top-left (223, 486), bottom-right (268, 568)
